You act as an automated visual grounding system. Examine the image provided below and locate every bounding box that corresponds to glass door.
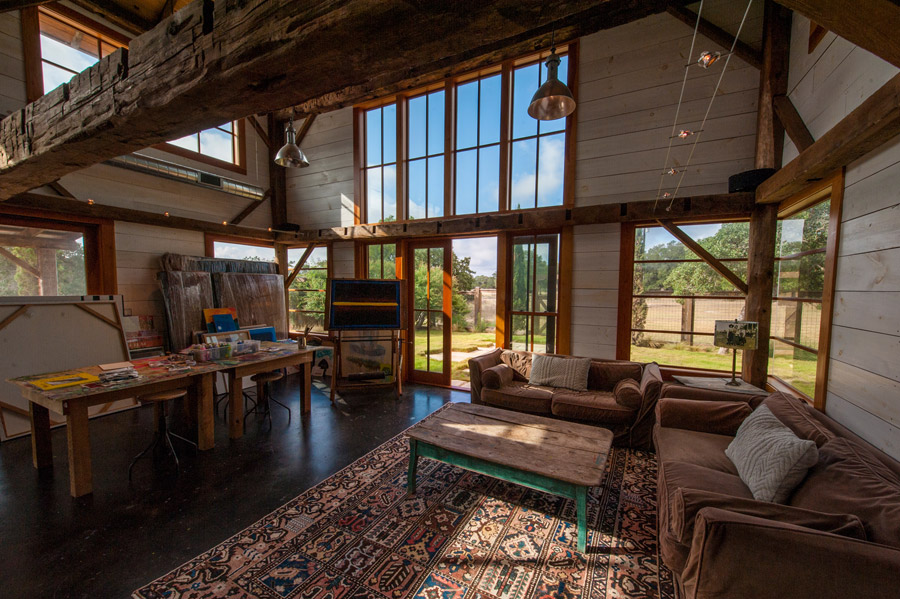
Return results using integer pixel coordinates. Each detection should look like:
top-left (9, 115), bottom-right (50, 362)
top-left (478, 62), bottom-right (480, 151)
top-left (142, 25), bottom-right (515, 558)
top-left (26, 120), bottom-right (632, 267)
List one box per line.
top-left (509, 233), bottom-right (559, 353)
top-left (409, 240), bottom-right (451, 385)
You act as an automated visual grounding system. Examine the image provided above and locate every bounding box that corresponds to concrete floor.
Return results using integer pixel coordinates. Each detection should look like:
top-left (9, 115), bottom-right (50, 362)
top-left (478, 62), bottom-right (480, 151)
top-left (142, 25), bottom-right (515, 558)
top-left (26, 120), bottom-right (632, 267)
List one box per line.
top-left (0, 377), bottom-right (468, 598)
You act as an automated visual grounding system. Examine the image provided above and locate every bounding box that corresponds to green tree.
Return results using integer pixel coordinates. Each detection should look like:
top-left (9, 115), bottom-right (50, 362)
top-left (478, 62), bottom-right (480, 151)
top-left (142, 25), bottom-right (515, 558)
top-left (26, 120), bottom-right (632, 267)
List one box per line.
top-left (632, 229), bottom-right (648, 346)
top-left (473, 273), bottom-right (496, 288)
top-left (57, 246), bottom-right (87, 295)
top-left (664, 223), bottom-right (750, 296)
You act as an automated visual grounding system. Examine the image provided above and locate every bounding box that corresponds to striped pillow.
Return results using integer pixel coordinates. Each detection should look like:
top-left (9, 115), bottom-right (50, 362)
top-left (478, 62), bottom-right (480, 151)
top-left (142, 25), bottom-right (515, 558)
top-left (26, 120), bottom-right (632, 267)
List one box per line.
top-left (529, 354), bottom-right (591, 391)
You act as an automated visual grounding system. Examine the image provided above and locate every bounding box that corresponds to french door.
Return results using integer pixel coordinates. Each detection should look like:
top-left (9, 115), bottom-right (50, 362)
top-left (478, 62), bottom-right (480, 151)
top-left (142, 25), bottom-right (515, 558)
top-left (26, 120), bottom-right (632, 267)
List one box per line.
top-left (408, 240), bottom-right (451, 385)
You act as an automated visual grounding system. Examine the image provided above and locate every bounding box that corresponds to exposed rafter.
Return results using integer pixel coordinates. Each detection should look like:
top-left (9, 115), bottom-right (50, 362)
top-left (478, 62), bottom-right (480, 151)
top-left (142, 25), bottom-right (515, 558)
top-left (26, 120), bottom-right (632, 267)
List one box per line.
top-left (772, 94), bottom-right (814, 152)
top-left (0, 0), bottom-right (49, 12)
top-left (0, 0), bottom-right (674, 199)
top-left (666, 4), bottom-right (762, 70)
top-left (757, 72), bottom-right (900, 204)
top-left (66, 0), bottom-right (152, 36)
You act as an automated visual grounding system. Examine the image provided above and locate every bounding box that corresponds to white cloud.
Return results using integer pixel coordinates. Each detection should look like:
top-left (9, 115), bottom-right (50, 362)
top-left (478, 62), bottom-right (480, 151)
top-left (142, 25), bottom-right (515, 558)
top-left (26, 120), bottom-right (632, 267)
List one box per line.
top-left (453, 237), bottom-right (497, 276)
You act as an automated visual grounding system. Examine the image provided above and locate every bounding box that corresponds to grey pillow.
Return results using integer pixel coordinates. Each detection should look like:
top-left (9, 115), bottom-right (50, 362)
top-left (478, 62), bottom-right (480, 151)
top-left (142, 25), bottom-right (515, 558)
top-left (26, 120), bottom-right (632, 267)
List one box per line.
top-left (725, 405), bottom-right (819, 503)
top-left (529, 354), bottom-right (591, 391)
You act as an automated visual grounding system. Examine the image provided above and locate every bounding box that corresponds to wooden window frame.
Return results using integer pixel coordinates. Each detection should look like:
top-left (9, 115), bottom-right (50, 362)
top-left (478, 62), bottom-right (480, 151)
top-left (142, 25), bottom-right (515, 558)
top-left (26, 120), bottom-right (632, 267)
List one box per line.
top-left (357, 241), bottom-right (400, 280)
top-left (285, 243), bottom-right (331, 336)
top-left (0, 205), bottom-right (117, 295)
top-left (504, 230), bottom-right (564, 354)
top-left (353, 42), bottom-right (578, 226)
top-left (156, 119), bottom-right (248, 176)
top-left (204, 233), bottom-right (274, 258)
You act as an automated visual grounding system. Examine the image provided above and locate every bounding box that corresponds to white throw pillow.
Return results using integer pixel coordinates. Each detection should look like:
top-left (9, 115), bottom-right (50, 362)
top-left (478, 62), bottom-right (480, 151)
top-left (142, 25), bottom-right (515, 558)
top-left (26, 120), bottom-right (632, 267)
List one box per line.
top-left (725, 405), bottom-right (819, 503)
top-left (529, 354), bottom-right (591, 391)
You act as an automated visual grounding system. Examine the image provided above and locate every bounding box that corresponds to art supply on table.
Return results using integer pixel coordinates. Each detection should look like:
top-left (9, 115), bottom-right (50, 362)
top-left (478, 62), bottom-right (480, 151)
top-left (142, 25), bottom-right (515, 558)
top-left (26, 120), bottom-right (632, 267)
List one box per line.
top-left (31, 372), bottom-right (100, 390)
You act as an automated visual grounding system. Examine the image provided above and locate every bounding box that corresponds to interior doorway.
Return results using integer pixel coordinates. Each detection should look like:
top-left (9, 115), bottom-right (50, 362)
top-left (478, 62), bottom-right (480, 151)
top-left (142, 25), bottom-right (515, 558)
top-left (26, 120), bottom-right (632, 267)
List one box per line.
top-left (450, 237), bottom-right (498, 387)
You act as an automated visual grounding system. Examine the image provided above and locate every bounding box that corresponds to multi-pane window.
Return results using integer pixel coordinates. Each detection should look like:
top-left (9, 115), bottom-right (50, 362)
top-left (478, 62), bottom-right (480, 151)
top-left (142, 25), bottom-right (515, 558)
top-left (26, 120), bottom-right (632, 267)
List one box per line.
top-left (770, 200), bottom-right (830, 397)
top-left (510, 56), bottom-right (568, 209)
top-left (212, 241), bottom-right (276, 262)
top-left (365, 104), bottom-right (398, 223)
top-left (359, 49), bottom-right (570, 223)
top-left (455, 75), bottom-right (501, 214)
top-left (169, 122), bottom-right (241, 166)
top-left (367, 243), bottom-right (397, 279)
top-left (510, 234), bottom-right (559, 354)
top-left (629, 223), bottom-right (749, 369)
top-left (38, 9), bottom-right (122, 93)
top-left (0, 223), bottom-right (86, 297)
top-left (287, 246), bottom-right (328, 332)
top-left (409, 91), bottom-right (445, 219)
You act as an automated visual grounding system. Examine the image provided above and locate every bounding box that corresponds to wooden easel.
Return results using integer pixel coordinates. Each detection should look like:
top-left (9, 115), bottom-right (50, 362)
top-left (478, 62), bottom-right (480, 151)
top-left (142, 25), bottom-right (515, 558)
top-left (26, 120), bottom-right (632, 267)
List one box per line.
top-left (330, 330), bottom-right (402, 403)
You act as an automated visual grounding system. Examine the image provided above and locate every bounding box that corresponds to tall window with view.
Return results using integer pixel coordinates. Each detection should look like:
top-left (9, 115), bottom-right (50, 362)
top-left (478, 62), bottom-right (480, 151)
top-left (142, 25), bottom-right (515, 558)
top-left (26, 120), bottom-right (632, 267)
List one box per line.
top-left (510, 54), bottom-right (568, 210)
top-left (455, 75), bottom-right (501, 214)
top-left (38, 9), bottom-right (121, 93)
top-left (408, 91), bottom-right (445, 219)
top-left (0, 223), bottom-right (86, 297)
top-left (510, 234), bottom-right (559, 353)
top-left (288, 247), bottom-right (328, 332)
top-left (365, 104), bottom-right (397, 223)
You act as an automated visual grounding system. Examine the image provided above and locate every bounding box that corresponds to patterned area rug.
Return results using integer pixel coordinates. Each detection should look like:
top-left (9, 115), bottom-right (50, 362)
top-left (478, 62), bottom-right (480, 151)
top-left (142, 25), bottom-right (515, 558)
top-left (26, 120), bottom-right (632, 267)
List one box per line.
top-left (133, 409), bottom-right (674, 599)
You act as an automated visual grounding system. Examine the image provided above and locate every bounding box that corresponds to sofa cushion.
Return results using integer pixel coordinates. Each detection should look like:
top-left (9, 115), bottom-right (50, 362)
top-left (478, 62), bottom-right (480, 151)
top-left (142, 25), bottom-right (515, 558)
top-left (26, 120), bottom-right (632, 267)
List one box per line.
top-left (790, 438), bottom-right (900, 548)
top-left (481, 364), bottom-right (513, 389)
top-left (613, 378), bottom-right (642, 410)
top-left (588, 361), bottom-right (643, 391)
top-left (654, 427), bottom-right (740, 475)
top-left (726, 405), bottom-right (819, 503)
top-left (656, 398), bottom-right (752, 436)
top-left (639, 362), bottom-right (662, 402)
top-left (481, 381), bottom-right (553, 414)
top-left (764, 392), bottom-right (835, 447)
top-left (530, 354), bottom-right (591, 391)
top-left (500, 350), bottom-right (532, 381)
top-left (551, 390), bottom-right (634, 424)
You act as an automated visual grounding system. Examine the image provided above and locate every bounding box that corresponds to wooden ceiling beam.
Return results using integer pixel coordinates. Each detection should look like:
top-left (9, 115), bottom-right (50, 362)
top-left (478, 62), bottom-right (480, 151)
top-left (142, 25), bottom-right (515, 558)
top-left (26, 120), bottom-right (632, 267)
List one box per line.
top-left (666, 4), bottom-right (762, 70)
top-left (6, 192), bottom-right (275, 242)
top-left (774, 0), bottom-right (900, 70)
top-left (66, 0), bottom-right (152, 36)
top-left (0, 0), bottom-right (673, 199)
top-left (773, 94), bottom-right (814, 152)
top-left (757, 72), bottom-right (900, 204)
top-left (273, 192), bottom-right (756, 243)
top-left (0, 1), bottom-right (50, 12)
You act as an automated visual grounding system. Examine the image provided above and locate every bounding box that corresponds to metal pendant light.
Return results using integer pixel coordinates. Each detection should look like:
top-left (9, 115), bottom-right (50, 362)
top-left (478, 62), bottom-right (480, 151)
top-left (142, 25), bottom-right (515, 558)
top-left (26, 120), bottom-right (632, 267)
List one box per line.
top-left (274, 116), bottom-right (310, 168)
top-left (527, 38), bottom-right (576, 121)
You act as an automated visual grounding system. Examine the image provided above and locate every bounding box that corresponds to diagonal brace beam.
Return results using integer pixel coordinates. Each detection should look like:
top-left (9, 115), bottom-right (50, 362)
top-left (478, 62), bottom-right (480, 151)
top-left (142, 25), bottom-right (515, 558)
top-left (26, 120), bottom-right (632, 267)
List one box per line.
top-left (657, 219), bottom-right (749, 295)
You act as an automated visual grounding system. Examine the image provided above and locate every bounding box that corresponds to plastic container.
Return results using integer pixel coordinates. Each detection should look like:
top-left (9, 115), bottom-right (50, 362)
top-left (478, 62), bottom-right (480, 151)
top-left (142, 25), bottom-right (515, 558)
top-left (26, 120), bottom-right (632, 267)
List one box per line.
top-left (192, 345), bottom-right (232, 362)
top-left (229, 340), bottom-right (261, 356)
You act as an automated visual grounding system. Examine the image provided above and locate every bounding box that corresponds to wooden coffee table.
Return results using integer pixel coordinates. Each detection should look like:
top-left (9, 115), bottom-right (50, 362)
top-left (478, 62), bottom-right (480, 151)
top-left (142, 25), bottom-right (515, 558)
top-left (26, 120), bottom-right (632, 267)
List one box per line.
top-left (407, 403), bottom-right (613, 552)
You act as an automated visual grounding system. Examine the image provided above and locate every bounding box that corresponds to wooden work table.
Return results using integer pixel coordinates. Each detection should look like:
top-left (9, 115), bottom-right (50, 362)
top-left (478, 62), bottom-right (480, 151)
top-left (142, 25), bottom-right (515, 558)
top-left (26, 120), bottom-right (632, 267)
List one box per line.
top-left (8, 342), bottom-right (314, 497)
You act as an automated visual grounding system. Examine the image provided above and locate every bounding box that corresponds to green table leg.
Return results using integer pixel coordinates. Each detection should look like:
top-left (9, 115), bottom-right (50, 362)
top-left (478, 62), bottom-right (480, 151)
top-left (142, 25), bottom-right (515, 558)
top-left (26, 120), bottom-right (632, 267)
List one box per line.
top-left (576, 485), bottom-right (587, 553)
top-left (407, 439), bottom-right (418, 496)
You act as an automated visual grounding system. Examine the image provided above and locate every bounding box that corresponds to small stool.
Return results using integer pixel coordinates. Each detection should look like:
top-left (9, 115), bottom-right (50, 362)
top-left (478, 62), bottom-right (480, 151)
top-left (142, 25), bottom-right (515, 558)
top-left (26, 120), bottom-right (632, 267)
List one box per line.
top-left (128, 389), bottom-right (197, 479)
top-left (245, 371), bottom-right (290, 425)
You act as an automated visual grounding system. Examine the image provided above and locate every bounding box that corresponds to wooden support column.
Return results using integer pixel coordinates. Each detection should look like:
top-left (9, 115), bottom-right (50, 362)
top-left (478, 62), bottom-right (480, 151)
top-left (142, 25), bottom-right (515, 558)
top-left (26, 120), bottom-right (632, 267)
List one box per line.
top-left (36, 247), bottom-right (58, 295)
top-left (20, 6), bottom-right (43, 103)
top-left (267, 114), bottom-right (288, 228)
top-left (744, 0), bottom-right (791, 387)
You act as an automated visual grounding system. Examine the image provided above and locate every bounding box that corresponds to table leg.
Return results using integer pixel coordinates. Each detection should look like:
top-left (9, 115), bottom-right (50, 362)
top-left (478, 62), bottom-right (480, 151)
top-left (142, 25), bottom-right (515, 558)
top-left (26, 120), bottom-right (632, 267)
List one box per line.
top-left (407, 439), bottom-right (418, 496)
top-left (228, 371), bottom-right (244, 439)
top-left (576, 485), bottom-right (587, 553)
top-left (300, 361), bottom-right (311, 415)
top-left (195, 373), bottom-right (215, 450)
top-left (65, 402), bottom-right (92, 497)
top-left (30, 403), bottom-right (53, 469)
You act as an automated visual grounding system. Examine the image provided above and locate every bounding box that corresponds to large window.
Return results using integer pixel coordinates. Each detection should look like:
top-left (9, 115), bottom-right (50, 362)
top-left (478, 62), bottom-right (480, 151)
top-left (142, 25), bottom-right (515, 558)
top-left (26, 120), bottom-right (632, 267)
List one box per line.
top-left (288, 246), bottom-right (328, 332)
top-left (37, 8), bottom-right (123, 93)
top-left (358, 48), bottom-right (572, 223)
top-left (629, 222), bottom-right (749, 369)
top-left (212, 241), bottom-right (276, 262)
top-left (167, 121), bottom-right (244, 168)
top-left (0, 223), bottom-right (86, 297)
top-left (366, 243), bottom-right (397, 279)
top-left (626, 200), bottom-right (835, 398)
top-left (509, 234), bottom-right (559, 354)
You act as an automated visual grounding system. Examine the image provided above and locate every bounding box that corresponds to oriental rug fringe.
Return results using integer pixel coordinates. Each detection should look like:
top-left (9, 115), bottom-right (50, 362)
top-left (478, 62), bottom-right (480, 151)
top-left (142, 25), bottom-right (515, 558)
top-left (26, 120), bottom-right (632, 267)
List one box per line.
top-left (133, 408), bottom-right (674, 599)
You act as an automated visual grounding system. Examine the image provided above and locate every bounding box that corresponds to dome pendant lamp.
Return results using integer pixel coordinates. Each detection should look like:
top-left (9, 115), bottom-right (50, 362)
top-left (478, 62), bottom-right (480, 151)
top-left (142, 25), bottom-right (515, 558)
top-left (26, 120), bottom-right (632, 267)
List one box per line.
top-left (274, 115), bottom-right (310, 168)
top-left (527, 34), bottom-right (576, 121)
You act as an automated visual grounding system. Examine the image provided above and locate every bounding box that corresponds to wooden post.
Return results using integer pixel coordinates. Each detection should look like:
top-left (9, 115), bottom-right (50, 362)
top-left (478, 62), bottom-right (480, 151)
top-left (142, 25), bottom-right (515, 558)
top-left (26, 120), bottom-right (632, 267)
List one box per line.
top-left (743, 0), bottom-right (790, 387)
top-left (66, 402), bottom-right (92, 497)
top-left (267, 114), bottom-right (288, 228)
top-left (30, 402), bottom-right (53, 469)
top-left (37, 247), bottom-right (58, 296)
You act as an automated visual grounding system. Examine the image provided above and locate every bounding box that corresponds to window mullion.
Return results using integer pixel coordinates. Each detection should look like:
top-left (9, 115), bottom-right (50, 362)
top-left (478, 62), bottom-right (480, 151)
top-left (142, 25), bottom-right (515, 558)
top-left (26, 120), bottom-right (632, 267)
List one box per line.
top-left (499, 61), bottom-right (512, 212)
top-left (444, 81), bottom-right (454, 218)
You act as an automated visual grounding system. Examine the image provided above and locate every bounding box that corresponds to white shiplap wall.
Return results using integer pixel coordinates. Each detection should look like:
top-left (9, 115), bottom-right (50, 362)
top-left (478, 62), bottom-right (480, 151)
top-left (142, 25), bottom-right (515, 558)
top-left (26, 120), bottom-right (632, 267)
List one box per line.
top-left (0, 11), bottom-right (25, 118)
top-left (570, 9), bottom-right (760, 358)
top-left (285, 109), bottom-right (356, 229)
top-left (784, 15), bottom-right (900, 460)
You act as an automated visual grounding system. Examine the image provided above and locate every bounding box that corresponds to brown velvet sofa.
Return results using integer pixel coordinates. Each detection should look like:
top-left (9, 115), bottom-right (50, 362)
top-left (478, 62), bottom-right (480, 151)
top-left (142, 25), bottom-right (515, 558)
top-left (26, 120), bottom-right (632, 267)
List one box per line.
top-left (468, 348), bottom-right (662, 448)
top-left (654, 388), bottom-right (900, 599)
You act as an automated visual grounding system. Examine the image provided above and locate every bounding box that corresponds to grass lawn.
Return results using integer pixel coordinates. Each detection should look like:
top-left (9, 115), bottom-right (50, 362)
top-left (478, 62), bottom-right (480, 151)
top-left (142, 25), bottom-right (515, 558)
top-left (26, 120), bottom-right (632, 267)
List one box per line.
top-left (412, 330), bottom-right (496, 380)
top-left (631, 344), bottom-right (816, 397)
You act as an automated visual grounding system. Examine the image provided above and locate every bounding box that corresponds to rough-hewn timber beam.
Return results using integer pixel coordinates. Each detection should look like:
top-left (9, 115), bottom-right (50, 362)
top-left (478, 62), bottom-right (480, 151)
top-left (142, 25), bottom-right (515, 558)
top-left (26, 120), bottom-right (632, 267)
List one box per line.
top-left (7, 193), bottom-right (275, 242)
top-left (775, 0), bottom-right (900, 69)
top-left (757, 72), bottom-right (900, 204)
top-left (285, 245), bottom-right (316, 288)
top-left (666, 4), bottom-right (762, 70)
top-left (0, 0), bottom-right (672, 199)
top-left (273, 193), bottom-right (756, 243)
top-left (657, 219), bottom-right (749, 294)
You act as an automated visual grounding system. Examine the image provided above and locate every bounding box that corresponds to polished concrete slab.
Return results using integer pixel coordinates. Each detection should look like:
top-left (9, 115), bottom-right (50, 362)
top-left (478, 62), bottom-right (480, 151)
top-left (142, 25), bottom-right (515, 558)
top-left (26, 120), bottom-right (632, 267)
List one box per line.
top-left (0, 377), bottom-right (467, 598)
